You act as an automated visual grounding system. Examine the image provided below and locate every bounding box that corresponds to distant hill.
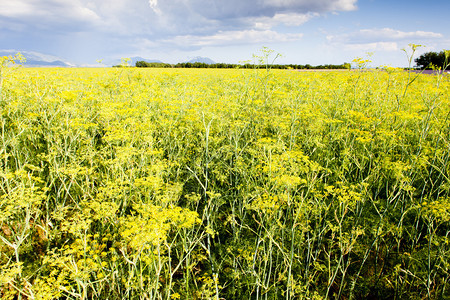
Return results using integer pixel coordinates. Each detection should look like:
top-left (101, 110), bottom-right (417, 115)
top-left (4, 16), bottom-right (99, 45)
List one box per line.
top-left (0, 50), bottom-right (218, 67)
top-left (186, 56), bottom-right (215, 64)
top-left (23, 59), bottom-right (72, 67)
top-left (111, 56), bottom-right (216, 67)
top-left (0, 50), bottom-right (75, 67)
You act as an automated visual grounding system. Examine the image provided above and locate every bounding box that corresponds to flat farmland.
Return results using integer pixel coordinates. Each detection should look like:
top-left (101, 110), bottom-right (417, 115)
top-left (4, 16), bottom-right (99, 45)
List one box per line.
top-left (1, 66), bottom-right (449, 299)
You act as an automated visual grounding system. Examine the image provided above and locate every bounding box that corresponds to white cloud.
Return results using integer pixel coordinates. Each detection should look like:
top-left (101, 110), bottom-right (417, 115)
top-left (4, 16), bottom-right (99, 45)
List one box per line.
top-left (161, 30), bottom-right (303, 48)
top-left (327, 28), bottom-right (443, 52)
top-left (274, 12), bottom-right (320, 26)
top-left (329, 0), bottom-right (357, 11)
top-left (164, 0), bottom-right (356, 18)
top-left (344, 42), bottom-right (399, 52)
top-left (264, 0), bottom-right (357, 12)
top-left (1, 0), bottom-right (356, 36)
top-left (147, 0), bottom-right (356, 33)
top-left (148, 0), bottom-right (161, 14)
top-left (0, 1), bottom-right (35, 18)
top-left (328, 28), bottom-right (443, 44)
top-left (0, 0), bottom-right (359, 61)
top-left (253, 12), bottom-right (320, 29)
top-left (354, 28), bottom-right (442, 41)
top-left (0, 0), bottom-right (103, 30)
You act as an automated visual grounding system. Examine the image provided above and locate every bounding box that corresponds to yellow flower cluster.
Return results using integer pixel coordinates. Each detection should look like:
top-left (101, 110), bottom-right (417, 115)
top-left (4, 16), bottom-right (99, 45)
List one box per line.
top-left (0, 60), bottom-right (449, 299)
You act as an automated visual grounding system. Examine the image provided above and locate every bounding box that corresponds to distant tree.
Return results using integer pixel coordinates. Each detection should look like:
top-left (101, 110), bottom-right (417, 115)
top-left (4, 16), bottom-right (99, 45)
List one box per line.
top-left (135, 61), bottom-right (172, 68)
top-left (135, 61), bottom-right (148, 68)
top-left (415, 50), bottom-right (450, 69)
top-left (139, 61), bottom-right (351, 70)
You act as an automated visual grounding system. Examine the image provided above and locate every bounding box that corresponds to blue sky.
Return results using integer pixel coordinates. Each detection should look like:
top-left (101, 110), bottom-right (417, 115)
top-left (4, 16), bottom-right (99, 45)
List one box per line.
top-left (0, 0), bottom-right (449, 66)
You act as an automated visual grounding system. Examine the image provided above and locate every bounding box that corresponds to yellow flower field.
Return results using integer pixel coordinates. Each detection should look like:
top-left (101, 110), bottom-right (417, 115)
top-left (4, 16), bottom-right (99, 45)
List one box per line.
top-left (0, 62), bottom-right (449, 299)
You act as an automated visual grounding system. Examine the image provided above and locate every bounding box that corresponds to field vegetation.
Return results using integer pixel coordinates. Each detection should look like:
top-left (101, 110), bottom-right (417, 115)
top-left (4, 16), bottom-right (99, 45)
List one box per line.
top-left (133, 61), bottom-right (351, 70)
top-left (0, 50), bottom-right (449, 299)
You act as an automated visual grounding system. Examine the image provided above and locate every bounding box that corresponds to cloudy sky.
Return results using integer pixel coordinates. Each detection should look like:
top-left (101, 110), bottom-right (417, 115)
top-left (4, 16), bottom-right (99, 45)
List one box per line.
top-left (0, 0), bottom-right (449, 66)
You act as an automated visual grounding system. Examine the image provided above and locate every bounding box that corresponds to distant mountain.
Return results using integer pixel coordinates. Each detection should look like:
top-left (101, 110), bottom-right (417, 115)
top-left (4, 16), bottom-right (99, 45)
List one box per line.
top-left (0, 50), bottom-right (75, 67)
top-left (0, 50), bottom-right (217, 67)
top-left (23, 59), bottom-right (72, 67)
top-left (186, 56), bottom-right (216, 64)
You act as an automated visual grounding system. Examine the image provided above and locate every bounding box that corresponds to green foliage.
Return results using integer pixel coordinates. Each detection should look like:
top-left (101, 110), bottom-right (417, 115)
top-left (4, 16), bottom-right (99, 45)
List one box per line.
top-left (415, 49), bottom-right (450, 70)
top-left (0, 52), bottom-right (26, 102)
top-left (134, 60), bottom-right (351, 70)
top-left (0, 57), bottom-right (449, 299)
top-left (135, 61), bottom-right (172, 68)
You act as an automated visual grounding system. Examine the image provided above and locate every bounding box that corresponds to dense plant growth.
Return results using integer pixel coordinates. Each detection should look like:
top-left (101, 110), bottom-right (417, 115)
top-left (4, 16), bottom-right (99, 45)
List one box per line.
top-left (134, 61), bottom-right (351, 70)
top-left (0, 58), bottom-right (449, 299)
top-left (415, 50), bottom-right (450, 70)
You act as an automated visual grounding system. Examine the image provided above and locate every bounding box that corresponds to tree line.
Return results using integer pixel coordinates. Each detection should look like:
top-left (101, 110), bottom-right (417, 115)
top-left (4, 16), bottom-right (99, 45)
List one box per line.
top-left (415, 50), bottom-right (450, 70)
top-left (134, 60), bottom-right (352, 70)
